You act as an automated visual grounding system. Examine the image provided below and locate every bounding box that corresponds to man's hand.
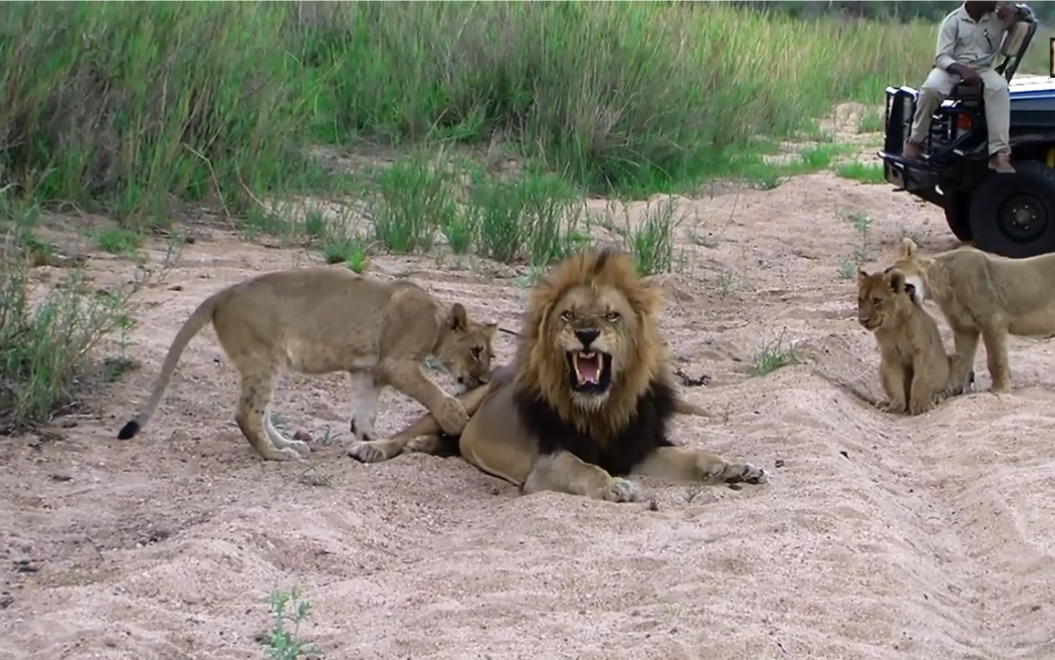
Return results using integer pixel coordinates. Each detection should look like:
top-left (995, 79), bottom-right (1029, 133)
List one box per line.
top-left (996, 4), bottom-right (1019, 21)
top-left (951, 64), bottom-right (982, 84)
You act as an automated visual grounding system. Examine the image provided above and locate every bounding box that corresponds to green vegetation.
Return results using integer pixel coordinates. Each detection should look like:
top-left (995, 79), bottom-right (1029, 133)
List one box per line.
top-left (260, 587), bottom-right (318, 660)
top-left (4, 1), bottom-right (1042, 431)
top-left (837, 212), bottom-right (876, 280)
top-left (835, 161), bottom-right (887, 185)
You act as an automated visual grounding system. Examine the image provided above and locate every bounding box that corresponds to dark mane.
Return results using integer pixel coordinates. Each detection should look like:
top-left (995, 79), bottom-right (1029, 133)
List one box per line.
top-left (512, 378), bottom-right (677, 476)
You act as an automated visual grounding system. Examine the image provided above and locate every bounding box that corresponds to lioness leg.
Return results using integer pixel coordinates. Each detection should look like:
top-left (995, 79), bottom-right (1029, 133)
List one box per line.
top-left (233, 366), bottom-right (303, 461)
top-left (981, 324), bottom-right (1012, 393)
top-left (632, 446), bottom-right (768, 485)
top-left (350, 380), bottom-right (495, 463)
top-left (347, 371), bottom-right (381, 442)
top-left (952, 328), bottom-right (981, 393)
top-left (523, 451), bottom-right (639, 503)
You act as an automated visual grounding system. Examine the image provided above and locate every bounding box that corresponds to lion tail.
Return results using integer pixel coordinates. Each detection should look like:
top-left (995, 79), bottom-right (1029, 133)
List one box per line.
top-left (116, 289), bottom-right (226, 440)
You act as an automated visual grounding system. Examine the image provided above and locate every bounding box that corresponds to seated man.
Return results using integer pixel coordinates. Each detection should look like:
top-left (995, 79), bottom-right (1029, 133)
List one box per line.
top-left (903, 1), bottom-right (1032, 174)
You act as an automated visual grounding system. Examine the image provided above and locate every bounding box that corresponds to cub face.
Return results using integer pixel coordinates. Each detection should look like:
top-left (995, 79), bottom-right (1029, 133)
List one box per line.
top-left (436, 303), bottom-right (498, 389)
top-left (857, 268), bottom-right (917, 332)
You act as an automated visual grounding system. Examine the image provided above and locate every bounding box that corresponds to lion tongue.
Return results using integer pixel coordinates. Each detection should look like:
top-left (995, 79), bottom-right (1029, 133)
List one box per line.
top-left (576, 352), bottom-right (601, 384)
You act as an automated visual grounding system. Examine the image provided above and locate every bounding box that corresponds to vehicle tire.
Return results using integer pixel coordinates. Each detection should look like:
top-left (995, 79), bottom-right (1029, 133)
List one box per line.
top-left (943, 193), bottom-right (973, 242)
top-left (968, 160), bottom-right (1055, 258)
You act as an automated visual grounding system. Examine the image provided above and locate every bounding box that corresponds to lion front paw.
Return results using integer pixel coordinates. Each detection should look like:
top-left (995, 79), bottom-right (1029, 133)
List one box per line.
top-left (405, 436), bottom-right (442, 454)
top-left (599, 477), bottom-right (639, 503)
top-left (908, 397), bottom-right (936, 415)
top-left (880, 400), bottom-right (907, 414)
top-left (434, 398), bottom-right (469, 436)
top-left (721, 462), bottom-right (768, 486)
top-left (348, 441), bottom-right (389, 464)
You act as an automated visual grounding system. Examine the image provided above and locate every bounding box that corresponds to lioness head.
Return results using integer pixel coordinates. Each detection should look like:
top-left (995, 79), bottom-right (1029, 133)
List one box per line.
top-left (436, 303), bottom-right (498, 389)
top-left (518, 247), bottom-right (665, 419)
top-left (883, 237), bottom-right (929, 305)
top-left (857, 267), bottom-right (917, 331)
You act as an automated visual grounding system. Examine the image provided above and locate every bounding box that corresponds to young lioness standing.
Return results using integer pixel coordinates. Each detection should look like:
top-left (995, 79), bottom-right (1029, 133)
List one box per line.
top-left (889, 237), bottom-right (1055, 394)
top-left (857, 268), bottom-right (968, 415)
top-left (117, 267), bottom-right (497, 461)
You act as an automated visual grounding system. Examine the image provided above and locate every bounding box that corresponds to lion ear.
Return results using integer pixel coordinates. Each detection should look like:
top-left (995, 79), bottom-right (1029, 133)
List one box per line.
top-left (857, 269), bottom-right (869, 285)
top-left (900, 236), bottom-right (918, 259)
top-left (448, 303), bottom-right (468, 331)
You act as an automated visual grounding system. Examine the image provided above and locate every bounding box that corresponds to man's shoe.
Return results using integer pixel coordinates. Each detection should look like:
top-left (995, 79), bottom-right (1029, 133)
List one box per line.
top-left (988, 152), bottom-right (1015, 174)
top-left (902, 140), bottom-right (922, 160)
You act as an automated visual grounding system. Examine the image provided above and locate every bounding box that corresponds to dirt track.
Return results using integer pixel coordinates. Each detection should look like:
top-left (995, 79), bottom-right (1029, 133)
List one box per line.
top-left (3, 148), bottom-right (1055, 660)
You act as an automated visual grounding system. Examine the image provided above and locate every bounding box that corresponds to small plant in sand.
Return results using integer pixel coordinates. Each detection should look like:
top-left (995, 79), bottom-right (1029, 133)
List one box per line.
top-left (372, 153), bottom-right (455, 254)
top-left (94, 226), bottom-right (143, 255)
top-left (837, 211), bottom-right (874, 280)
top-left (751, 330), bottom-right (802, 377)
top-left (712, 269), bottom-right (744, 299)
top-left (261, 586), bottom-right (318, 660)
top-left (627, 196), bottom-right (678, 276)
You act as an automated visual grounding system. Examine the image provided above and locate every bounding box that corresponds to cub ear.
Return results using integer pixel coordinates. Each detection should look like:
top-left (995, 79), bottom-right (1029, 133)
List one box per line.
top-left (856, 269), bottom-right (869, 285)
top-left (900, 236), bottom-right (918, 259)
top-left (448, 303), bottom-right (468, 331)
top-left (887, 269), bottom-right (907, 294)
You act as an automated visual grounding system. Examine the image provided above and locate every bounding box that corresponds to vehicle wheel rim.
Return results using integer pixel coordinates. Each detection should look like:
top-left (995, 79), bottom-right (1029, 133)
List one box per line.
top-left (997, 193), bottom-right (1048, 243)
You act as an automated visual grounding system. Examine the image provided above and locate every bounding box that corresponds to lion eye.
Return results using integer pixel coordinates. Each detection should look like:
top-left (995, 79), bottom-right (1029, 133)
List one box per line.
top-left (605, 311), bottom-right (621, 322)
top-left (872, 298), bottom-right (882, 306)
top-left (560, 311), bottom-right (575, 322)
top-left (470, 347), bottom-right (482, 360)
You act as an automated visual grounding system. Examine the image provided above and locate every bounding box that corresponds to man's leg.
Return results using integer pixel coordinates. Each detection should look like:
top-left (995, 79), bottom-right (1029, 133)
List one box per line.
top-left (979, 69), bottom-right (1014, 173)
top-left (905, 68), bottom-right (959, 160)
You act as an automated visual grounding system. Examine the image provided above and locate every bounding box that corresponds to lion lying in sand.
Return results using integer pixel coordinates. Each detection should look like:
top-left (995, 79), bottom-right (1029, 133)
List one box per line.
top-left (351, 248), bottom-right (768, 503)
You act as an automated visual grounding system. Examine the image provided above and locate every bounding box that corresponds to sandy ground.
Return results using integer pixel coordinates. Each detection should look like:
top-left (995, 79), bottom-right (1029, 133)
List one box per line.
top-left (4, 141), bottom-right (1055, 660)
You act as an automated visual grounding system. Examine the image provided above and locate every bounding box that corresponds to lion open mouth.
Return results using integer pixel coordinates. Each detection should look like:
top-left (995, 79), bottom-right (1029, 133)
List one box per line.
top-left (567, 350), bottom-right (612, 393)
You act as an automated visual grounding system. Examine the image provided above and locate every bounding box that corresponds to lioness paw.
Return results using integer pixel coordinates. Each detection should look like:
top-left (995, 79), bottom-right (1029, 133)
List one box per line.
top-left (601, 477), bottom-right (639, 503)
top-left (723, 462), bottom-right (768, 485)
top-left (881, 400), bottom-right (907, 414)
top-left (406, 436), bottom-right (442, 454)
top-left (286, 440), bottom-right (311, 457)
top-left (435, 398), bottom-right (469, 436)
top-left (348, 442), bottom-right (388, 463)
top-left (908, 398), bottom-right (935, 415)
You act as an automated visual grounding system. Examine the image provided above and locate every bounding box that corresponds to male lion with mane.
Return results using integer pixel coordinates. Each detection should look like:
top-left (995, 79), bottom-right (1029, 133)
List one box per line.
top-left (351, 248), bottom-right (768, 503)
top-left (117, 267), bottom-right (496, 461)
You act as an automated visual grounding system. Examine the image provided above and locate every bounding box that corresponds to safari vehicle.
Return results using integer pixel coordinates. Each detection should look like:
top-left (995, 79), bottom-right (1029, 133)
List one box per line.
top-left (877, 9), bottom-right (1055, 259)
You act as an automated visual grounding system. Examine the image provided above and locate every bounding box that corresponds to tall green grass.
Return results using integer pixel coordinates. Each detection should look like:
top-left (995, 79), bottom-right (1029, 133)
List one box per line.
top-left (3, 1), bottom-right (1038, 216)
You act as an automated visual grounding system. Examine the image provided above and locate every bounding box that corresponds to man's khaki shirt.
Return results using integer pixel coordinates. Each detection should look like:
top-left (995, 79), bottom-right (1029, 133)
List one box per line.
top-left (934, 4), bottom-right (1019, 72)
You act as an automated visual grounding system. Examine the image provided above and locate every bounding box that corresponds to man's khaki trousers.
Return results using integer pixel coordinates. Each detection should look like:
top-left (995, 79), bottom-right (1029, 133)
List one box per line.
top-left (908, 67), bottom-right (1010, 156)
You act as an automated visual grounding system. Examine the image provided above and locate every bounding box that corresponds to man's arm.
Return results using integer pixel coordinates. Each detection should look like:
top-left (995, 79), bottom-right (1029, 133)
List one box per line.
top-left (935, 15), bottom-right (959, 72)
top-left (997, 3), bottom-right (1033, 28)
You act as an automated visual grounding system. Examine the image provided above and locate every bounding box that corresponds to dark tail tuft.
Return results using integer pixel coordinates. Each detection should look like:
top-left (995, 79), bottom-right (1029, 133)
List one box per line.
top-left (117, 420), bottom-right (141, 440)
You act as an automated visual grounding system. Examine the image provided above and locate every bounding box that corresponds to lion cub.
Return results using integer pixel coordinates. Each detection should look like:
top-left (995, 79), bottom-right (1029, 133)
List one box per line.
top-left (857, 268), bottom-right (967, 415)
top-left (117, 267), bottom-right (497, 461)
top-left (888, 237), bottom-right (1055, 394)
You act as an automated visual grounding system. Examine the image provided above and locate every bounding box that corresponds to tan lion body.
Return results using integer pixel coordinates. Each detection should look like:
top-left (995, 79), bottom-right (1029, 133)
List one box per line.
top-left (350, 249), bottom-right (767, 503)
top-left (888, 238), bottom-right (1055, 394)
top-left (117, 266), bottom-right (496, 461)
top-left (857, 268), bottom-right (968, 415)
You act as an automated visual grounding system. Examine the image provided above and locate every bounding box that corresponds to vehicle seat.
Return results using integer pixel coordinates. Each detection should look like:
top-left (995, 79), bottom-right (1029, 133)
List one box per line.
top-left (950, 19), bottom-right (1035, 99)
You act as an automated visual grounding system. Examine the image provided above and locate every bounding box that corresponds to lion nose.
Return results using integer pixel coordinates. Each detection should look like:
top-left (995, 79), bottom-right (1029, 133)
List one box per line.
top-left (574, 328), bottom-right (600, 348)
